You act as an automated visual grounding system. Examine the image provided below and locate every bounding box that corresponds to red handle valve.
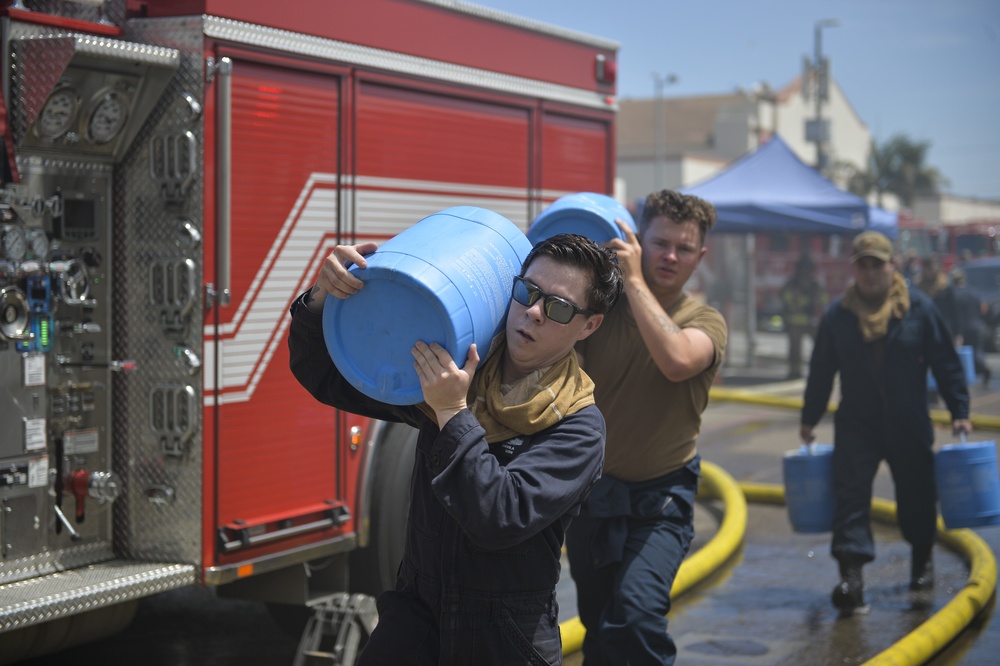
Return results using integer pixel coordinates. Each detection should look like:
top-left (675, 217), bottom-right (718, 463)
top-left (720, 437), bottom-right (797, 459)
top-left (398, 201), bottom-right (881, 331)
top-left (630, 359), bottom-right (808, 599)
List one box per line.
top-left (69, 469), bottom-right (90, 522)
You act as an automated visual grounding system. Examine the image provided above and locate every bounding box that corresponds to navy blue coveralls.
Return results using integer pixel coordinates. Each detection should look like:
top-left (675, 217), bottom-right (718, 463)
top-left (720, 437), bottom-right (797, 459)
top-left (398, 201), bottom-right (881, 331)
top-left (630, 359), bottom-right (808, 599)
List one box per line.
top-left (801, 287), bottom-right (969, 565)
top-left (289, 292), bottom-right (605, 665)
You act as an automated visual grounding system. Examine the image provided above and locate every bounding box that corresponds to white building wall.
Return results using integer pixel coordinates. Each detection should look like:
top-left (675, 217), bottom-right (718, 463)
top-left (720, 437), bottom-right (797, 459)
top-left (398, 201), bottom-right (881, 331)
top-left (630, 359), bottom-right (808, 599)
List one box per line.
top-left (771, 79), bottom-right (870, 182)
top-left (914, 194), bottom-right (1000, 225)
top-left (618, 154), bottom-right (731, 200)
top-left (615, 76), bottom-right (873, 203)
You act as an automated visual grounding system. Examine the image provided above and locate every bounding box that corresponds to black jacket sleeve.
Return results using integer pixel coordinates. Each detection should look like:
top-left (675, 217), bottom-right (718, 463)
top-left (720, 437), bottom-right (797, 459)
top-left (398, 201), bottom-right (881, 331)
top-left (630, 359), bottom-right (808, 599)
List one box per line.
top-left (287, 290), bottom-right (422, 427)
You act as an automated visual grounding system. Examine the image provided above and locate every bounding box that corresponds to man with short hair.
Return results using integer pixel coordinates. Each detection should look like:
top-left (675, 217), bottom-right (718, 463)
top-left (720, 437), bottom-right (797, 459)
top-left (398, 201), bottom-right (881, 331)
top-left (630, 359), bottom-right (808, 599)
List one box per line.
top-left (800, 230), bottom-right (971, 613)
top-left (289, 233), bottom-right (624, 664)
top-left (566, 189), bottom-right (727, 665)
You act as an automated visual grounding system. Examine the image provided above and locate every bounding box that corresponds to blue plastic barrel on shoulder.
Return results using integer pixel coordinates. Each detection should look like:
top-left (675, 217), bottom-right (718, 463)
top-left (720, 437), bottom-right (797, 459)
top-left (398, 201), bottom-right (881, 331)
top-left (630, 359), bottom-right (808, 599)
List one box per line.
top-left (783, 443), bottom-right (835, 533)
top-left (322, 206), bottom-right (532, 405)
top-left (526, 192), bottom-right (637, 246)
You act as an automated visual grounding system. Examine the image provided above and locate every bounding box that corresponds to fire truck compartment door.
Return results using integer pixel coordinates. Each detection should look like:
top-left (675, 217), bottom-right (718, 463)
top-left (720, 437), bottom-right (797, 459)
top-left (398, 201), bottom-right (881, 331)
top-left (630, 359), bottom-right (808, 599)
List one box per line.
top-left (208, 57), bottom-right (344, 558)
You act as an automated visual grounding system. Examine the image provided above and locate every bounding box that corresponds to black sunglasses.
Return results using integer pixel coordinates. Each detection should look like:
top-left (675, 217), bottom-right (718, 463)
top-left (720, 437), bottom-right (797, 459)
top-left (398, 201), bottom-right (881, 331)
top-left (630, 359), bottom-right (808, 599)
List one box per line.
top-left (511, 276), bottom-right (594, 325)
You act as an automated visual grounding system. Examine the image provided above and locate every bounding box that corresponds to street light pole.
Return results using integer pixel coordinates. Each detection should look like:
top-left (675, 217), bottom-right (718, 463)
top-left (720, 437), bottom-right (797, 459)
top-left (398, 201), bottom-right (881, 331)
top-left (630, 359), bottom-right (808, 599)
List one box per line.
top-left (813, 18), bottom-right (838, 170)
top-left (652, 72), bottom-right (677, 191)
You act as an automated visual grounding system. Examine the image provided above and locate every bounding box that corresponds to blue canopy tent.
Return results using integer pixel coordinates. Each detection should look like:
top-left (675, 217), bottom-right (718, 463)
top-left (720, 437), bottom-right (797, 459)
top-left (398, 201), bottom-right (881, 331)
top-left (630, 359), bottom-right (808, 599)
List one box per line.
top-left (868, 205), bottom-right (899, 239)
top-left (682, 134), bottom-right (872, 234)
top-left (679, 135), bottom-right (897, 365)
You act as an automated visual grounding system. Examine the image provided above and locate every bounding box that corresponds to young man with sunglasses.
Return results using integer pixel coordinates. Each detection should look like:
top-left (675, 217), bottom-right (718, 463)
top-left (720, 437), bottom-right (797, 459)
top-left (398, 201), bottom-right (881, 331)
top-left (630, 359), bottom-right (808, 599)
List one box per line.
top-left (288, 232), bottom-right (623, 664)
top-left (566, 190), bottom-right (727, 665)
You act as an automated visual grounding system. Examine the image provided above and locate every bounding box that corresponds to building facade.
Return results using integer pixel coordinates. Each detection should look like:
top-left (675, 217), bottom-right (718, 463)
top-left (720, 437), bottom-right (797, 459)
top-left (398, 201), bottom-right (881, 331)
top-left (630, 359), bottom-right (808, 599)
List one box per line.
top-left (616, 76), bottom-right (871, 203)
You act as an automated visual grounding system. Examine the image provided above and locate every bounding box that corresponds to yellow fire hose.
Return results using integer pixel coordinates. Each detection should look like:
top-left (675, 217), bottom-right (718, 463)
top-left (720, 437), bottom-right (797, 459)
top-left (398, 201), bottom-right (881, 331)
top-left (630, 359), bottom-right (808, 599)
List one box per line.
top-left (560, 460), bottom-right (998, 665)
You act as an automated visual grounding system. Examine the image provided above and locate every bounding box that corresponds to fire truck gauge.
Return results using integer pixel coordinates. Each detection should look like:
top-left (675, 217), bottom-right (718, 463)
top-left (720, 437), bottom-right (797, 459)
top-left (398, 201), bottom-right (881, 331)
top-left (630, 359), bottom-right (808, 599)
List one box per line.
top-left (26, 228), bottom-right (49, 260)
top-left (87, 90), bottom-right (130, 144)
top-left (35, 87), bottom-right (80, 140)
top-left (1, 224), bottom-right (26, 261)
top-left (0, 287), bottom-right (30, 340)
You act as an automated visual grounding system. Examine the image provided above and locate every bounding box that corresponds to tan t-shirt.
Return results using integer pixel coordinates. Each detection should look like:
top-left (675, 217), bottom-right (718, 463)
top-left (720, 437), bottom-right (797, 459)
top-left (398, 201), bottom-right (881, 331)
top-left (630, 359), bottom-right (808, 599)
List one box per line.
top-left (577, 293), bottom-right (727, 482)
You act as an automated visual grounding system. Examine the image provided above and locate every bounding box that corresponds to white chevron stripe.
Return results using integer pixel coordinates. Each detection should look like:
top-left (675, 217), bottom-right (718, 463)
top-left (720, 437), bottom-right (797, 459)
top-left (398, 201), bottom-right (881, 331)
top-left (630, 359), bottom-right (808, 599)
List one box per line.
top-left (206, 174), bottom-right (576, 404)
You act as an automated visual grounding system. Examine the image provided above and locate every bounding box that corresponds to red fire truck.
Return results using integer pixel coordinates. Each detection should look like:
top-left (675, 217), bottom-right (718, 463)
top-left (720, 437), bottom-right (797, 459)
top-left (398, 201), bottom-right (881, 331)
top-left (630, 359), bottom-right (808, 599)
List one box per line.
top-left (0, 1), bottom-right (618, 661)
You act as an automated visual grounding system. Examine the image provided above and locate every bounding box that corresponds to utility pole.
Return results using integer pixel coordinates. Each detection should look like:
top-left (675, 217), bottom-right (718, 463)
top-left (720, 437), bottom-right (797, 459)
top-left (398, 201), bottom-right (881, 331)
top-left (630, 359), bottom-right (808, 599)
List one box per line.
top-left (807, 18), bottom-right (838, 170)
top-left (652, 72), bottom-right (677, 190)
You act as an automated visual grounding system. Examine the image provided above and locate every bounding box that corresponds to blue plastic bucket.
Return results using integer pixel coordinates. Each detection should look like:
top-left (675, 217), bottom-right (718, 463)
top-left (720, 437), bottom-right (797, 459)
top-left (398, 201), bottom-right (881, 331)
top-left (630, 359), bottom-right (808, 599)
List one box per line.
top-left (959, 345), bottom-right (976, 384)
top-left (323, 206), bottom-right (532, 405)
top-left (783, 443), bottom-right (835, 533)
top-left (935, 439), bottom-right (1000, 528)
top-left (927, 345), bottom-right (976, 391)
top-left (526, 192), bottom-right (637, 246)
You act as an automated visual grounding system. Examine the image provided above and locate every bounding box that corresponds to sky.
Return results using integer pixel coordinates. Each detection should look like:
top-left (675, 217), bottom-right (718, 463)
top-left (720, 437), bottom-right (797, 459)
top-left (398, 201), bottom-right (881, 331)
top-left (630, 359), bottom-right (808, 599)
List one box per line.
top-left (471, 0), bottom-right (1000, 201)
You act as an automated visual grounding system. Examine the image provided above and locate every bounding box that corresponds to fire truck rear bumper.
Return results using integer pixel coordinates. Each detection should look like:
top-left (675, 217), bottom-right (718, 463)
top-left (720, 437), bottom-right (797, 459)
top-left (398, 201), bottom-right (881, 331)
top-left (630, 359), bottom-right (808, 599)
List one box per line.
top-left (0, 560), bottom-right (196, 632)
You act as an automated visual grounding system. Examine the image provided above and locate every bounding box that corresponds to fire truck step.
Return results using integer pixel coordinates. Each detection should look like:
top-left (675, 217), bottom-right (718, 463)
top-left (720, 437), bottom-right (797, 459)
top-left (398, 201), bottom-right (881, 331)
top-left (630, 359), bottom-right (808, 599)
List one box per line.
top-left (293, 592), bottom-right (377, 666)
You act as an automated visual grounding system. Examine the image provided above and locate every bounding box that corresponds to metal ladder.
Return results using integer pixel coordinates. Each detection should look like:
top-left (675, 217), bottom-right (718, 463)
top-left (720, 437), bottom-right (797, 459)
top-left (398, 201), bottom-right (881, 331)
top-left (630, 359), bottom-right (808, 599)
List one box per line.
top-left (293, 593), bottom-right (378, 666)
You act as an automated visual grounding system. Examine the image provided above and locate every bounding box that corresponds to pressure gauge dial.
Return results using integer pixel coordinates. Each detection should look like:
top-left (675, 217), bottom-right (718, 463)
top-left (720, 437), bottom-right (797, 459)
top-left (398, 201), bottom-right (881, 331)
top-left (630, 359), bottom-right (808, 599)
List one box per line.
top-left (87, 91), bottom-right (129, 144)
top-left (25, 228), bottom-right (49, 260)
top-left (35, 87), bottom-right (79, 140)
top-left (1, 224), bottom-right (26, 261)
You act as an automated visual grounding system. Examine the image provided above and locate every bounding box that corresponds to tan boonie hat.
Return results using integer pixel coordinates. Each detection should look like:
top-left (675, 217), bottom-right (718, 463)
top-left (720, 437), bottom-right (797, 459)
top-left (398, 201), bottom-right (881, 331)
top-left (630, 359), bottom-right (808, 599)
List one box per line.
top-left (850, 231), bottom-right (893, 263)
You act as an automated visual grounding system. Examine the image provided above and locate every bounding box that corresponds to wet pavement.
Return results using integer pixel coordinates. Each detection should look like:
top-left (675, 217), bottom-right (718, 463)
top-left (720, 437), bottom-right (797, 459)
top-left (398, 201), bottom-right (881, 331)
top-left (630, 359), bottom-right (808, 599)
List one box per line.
top-left (12, 339), bottom-right (1000, 665)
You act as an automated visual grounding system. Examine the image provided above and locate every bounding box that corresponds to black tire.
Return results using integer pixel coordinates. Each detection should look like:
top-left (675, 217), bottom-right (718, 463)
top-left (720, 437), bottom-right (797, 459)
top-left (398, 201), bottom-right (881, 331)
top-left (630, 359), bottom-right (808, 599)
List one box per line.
top-left (348, 422), bottom-right (417, 597)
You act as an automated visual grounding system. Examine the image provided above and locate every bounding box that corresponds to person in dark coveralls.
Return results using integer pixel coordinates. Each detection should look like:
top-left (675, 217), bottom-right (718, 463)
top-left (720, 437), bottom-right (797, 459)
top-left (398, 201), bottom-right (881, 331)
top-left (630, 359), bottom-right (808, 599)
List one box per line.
top-left (288, 233), bottom-right (624, 665)
top-left (944, 268), bottom-right (991, 387)
top-left (799, 231), bottom-right (972, 614)
top-left (566, 190), bottom-right (727, 665)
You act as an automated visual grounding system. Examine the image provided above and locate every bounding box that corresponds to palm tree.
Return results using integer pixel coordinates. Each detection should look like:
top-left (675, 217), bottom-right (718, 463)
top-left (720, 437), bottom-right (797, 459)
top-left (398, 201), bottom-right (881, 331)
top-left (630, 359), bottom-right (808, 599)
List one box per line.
top-left (845, 134), bottom-right (949, 207)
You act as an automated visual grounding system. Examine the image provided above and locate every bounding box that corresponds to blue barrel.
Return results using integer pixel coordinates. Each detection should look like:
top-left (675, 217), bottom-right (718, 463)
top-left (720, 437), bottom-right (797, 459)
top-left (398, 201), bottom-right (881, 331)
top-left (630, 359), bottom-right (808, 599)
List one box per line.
top-left (526, 192), bottom-right (637, 246)
top-left (928, 345), bottom-right (976, 392)
top-left (935, 440), bottom-right (1000, 528)
top-left (959, 345), bottom-right (976, 384)
top-left (783, 444), bottom-right (835, 533)
top-left (323, 206), bottom-right (532, 405)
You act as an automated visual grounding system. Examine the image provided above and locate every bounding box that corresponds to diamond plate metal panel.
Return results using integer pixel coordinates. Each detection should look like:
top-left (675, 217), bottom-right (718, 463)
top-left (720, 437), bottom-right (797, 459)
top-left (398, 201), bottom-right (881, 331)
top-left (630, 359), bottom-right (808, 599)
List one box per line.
top-left (0, 560), bottom-right (195, 631)
top-left (8, 37), bottom-right (76, 144)
top-left (15, 0), bottom-right (126, 28)
top-left (110, 16), bottom-right (206, 565)
top-left (8, 31), bottom-right (180, 159)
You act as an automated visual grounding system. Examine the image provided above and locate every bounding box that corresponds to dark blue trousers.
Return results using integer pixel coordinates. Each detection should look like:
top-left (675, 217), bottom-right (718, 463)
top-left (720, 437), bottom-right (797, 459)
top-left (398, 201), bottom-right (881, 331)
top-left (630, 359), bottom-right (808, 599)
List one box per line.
top-left (831, 418), bottom-right (937, 564)
top-left (565, 463), bottom-right (698, 666)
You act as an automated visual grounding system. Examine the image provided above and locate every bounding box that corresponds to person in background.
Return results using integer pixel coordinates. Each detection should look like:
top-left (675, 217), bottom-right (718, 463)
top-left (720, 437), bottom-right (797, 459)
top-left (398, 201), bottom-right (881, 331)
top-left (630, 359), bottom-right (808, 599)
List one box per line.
top-left (916, 255), bottom-right (949, 299)
top-left (288, 233), bottom-right (623, 664)
top-left (900, 248), bottom-right (922, 285)
top-left (946, 267), bottom-right (991, 387)
top-left (566, 189), bottom-right (727, 665)
top-left (780, 255), bottom-right (828, 379)
top-left (800, 231), bottom-right (971, 614)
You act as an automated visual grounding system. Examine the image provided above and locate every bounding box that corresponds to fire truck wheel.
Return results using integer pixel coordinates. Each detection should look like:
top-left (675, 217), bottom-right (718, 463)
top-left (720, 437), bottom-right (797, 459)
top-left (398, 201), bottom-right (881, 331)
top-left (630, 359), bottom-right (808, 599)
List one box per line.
top-left (348, 422), bottom-right (418, 597)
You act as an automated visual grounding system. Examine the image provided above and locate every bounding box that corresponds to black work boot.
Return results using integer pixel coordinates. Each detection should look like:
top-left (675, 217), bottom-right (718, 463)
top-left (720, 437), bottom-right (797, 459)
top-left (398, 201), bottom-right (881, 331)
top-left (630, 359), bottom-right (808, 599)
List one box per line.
top-left (910, 547), bottom-right (934, 591)
top-left (831, 560), bottom-right (866, 612)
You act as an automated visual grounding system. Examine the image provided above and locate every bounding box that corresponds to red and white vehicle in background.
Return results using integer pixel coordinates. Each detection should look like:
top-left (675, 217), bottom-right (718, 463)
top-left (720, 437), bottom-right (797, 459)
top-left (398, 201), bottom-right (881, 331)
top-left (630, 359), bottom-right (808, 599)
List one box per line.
top-left (0, 1), bottom-right (617, 661)
top-left (896, 209), bottom-right (1000, 270)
